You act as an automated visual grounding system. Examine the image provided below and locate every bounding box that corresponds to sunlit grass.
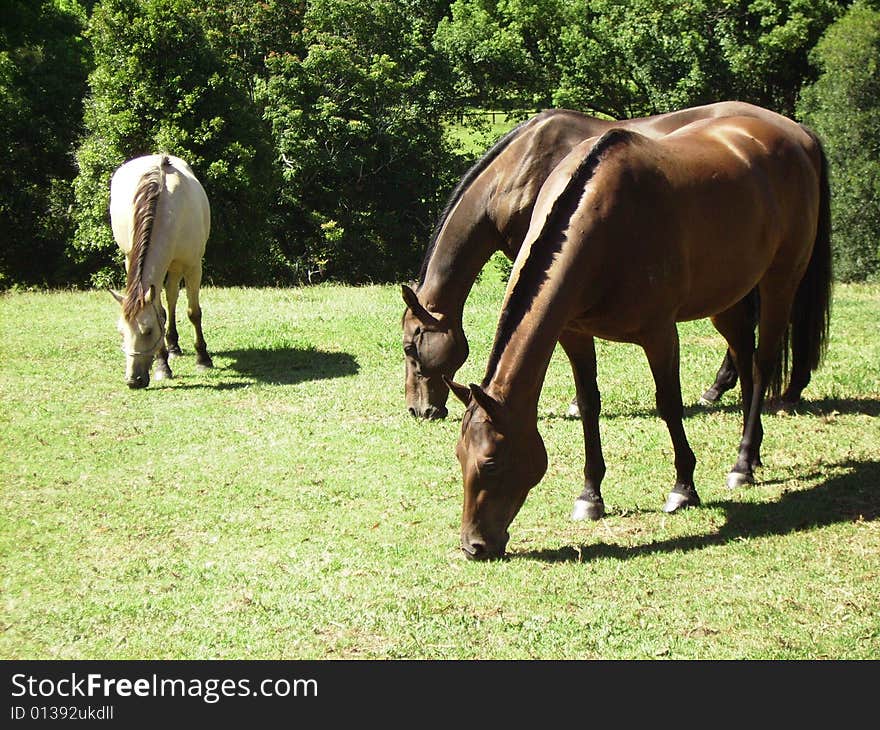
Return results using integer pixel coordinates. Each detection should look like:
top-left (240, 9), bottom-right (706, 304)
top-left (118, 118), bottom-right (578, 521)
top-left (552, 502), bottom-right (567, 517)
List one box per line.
top-left (1, 281), bottom-right (878, 659)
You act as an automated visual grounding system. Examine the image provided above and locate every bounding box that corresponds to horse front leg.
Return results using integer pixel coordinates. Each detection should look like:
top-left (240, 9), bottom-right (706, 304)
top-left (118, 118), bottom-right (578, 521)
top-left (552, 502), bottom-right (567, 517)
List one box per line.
top-left (153, 299), bottom-right (173, 381)
top-left (641, 325), bottom-right (700, 513)
top-left (560, 333), bottom-right (606, 521)
top-left (164, 273), bottom-right (183, 357)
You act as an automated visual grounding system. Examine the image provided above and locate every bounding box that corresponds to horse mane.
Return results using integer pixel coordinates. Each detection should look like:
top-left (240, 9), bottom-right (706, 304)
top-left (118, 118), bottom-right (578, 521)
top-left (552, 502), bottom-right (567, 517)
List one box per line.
top-left (416, 114), bottom-right (547, 287)
top-left (482, 129), bottom-right (635, 386)
top-left (123, 155), bottom-right (169, 321)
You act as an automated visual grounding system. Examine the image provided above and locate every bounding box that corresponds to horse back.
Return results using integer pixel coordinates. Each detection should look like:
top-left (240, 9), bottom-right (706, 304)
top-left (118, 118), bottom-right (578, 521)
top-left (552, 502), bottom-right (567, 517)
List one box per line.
top-left (527, 117), bottom-right (821, 334)
top-left (110, 154), bottom-right (210, 266)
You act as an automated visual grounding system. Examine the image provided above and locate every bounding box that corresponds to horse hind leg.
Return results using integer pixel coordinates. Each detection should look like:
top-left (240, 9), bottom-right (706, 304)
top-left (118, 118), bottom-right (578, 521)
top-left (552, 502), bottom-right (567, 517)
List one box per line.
top-left (727, 287), bottom-right (794, 489)
top-left (184, 263), bottom-right (213, 370)
top-left (641, 325), bottom-right (700, 513)
top-left (700, 288), bottom-right (758, 405)
top-left (710, 298), bottom-right (760, 475)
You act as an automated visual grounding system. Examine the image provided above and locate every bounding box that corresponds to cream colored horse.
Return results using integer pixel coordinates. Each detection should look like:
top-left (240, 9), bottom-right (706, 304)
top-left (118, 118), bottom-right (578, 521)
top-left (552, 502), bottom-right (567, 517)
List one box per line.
top-left (109, 154), bottom-right (212, 388)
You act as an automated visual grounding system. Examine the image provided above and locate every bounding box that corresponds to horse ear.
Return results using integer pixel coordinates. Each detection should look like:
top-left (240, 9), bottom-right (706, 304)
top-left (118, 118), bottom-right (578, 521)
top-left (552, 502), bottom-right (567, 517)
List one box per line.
top-left (443, 376), bottom-right (472, 406)
top-left (401, 284), bottom-right (444, 331)
top-left (469, 384), bottom-right (504, 423)
top-left (144, 284), bottom-right (156, 304)
top-left (108, 289), bottom-right (124, 305)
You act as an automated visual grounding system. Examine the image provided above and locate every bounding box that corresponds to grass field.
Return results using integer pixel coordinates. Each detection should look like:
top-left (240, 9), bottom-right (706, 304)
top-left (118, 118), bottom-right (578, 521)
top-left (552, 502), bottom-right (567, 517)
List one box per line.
top-left (1, 268), bottom-right (878, 659)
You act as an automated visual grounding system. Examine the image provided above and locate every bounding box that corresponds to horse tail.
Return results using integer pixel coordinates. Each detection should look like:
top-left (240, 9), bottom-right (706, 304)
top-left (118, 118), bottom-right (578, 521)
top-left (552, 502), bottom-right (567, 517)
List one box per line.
top-left (770, 128), bottom-right (833, 399)
top-left (123, 155), bottom-right (169, 321)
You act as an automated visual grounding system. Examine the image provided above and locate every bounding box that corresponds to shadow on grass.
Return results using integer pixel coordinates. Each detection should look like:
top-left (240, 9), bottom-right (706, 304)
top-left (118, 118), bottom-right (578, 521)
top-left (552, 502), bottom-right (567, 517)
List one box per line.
top-left (215, 346), bottom-right (359, 385)
top-left (514, 459), bottom-right (880, 564)
top-left (545, 396), bottom-right (880, 421)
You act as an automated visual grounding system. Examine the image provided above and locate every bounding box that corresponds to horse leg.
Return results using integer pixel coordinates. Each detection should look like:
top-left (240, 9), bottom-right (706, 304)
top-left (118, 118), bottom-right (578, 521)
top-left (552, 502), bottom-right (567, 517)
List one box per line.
top-left (153, 299), bottom-right (173, 381)
top-left (560, 333), bottom-right (606, 521)
top-left (164, 273), bottom-right (183, 357)
top-left (700, 287), bottom-right (758, 405)
top-left (184, 263), bottom-right (213, 369)
top-left (641, 325), bottom-right (699, 513)
top-left (775, 326), bottom-right (811, 411)
top-left (710, 298), bottom-right (761, 469)
top-left (727, 292), bottom-right (792, 488)
top-left (699, 349), bottom-right (738, 405)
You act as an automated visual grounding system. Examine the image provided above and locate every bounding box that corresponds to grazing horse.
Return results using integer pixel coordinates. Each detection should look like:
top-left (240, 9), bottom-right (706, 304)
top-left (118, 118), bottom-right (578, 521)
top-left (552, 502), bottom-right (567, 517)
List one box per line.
top-left (402, 102), bottom-right (815, 419)
top-left (109, 154), bottom-right (213, 388)
top-left (447, 115), bottom-right (832, 560)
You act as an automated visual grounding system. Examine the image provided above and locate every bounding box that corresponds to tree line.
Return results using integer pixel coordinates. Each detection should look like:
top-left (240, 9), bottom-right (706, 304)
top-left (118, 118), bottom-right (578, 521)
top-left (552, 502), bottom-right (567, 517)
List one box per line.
top-left (2, 0), bottom-right (879, 289)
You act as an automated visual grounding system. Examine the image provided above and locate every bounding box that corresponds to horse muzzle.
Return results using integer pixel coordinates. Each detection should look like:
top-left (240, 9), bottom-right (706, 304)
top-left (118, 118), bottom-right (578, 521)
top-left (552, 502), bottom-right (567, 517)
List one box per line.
top-left (126, 372), bottom-right (150, 389)
top-left (408, 404), bottom-right (448, 420)
top-left (460, 528), bottom-right (509, 561)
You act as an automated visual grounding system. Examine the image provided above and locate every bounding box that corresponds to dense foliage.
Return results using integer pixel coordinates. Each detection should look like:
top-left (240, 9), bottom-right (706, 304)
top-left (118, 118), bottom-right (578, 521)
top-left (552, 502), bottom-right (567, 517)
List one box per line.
top-left (799, 1), bottom-right (880, 281)
top-left (1, 0), bottom-right (879, 286)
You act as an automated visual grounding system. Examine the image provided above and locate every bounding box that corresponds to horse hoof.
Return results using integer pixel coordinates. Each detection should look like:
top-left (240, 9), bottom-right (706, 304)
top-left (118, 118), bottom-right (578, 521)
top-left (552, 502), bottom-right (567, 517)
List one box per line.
top-left (726, 471), bottom-right (754, 490)
top-left (663, 488), bottom-right (700, 513)
top-left (197, 359), bottom-right (214, 371)
top-left (566, 403), bottom-right (581, 418)
top-left (167, 346), bottom-right (182, 358)
top-left (153, 369), bottom-right (172, 381)
top-left (698, 396), bottom-right (714, 407)
top-left (571, 498), bottom-right (604, 521)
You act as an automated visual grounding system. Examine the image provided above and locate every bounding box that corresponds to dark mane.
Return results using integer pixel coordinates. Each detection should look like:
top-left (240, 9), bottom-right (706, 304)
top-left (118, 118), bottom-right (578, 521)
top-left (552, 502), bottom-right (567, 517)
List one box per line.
top-left (416, 115), bottom-right (543, 287)
top-left (482, 129), bottom-right (635, 386)
top-left (123, 155), bottom-right (169, 321)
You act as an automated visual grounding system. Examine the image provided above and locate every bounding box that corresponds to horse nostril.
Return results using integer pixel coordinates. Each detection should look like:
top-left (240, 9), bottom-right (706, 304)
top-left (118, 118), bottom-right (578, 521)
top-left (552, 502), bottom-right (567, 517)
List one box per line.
top-left (408, 407), bottom-right (418, 418)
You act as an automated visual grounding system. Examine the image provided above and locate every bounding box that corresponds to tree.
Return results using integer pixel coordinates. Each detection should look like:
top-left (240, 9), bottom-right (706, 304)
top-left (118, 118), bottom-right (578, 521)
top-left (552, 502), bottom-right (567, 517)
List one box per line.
top-left (0, 0), bottom-right (91, 288)
top-left (259, 0), bottom-right (463, 283)
top-left (799, 0), bottom-right (880, 281)
top-left (72, 0), bottom-right (279, 287)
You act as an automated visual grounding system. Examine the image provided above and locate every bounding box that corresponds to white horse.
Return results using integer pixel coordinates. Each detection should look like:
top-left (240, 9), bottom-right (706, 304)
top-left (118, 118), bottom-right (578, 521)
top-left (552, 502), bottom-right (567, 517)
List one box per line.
top-left (109, 153), bottom-right (212, 388)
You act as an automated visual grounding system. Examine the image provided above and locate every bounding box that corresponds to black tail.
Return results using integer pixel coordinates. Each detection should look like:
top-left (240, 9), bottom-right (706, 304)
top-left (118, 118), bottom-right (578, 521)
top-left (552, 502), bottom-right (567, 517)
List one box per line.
top-left (770, 128), bottom-right (833, 399)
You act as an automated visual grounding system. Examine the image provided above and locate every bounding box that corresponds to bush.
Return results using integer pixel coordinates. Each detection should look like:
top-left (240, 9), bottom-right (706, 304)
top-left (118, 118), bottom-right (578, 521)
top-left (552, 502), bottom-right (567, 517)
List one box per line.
top-left (799, 1), bottom-right (880, 282)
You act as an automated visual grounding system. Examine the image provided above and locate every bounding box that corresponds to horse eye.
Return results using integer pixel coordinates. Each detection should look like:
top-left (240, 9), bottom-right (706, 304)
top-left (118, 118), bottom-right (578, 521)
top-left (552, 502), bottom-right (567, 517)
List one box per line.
top-left (143, 328), bottom-right (153, 338)
top-left (481, 460), bottom-right (500, 476)
top-left (404, 343), bottom-right (417, 358)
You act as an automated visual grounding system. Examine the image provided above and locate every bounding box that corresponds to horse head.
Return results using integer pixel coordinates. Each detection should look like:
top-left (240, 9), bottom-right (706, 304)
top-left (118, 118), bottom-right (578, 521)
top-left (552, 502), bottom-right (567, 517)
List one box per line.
top-left (448, 379), bottom-right (548, 560)
top-left (401, 285), bottom-right (468, 420)
top-left (111, 285), bottom-right (166, 389)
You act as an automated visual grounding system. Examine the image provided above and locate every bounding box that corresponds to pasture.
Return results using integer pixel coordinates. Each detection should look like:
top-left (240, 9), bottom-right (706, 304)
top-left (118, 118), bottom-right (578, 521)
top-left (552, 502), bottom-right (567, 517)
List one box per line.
top-left (1, 264), bottom-right (878, 659)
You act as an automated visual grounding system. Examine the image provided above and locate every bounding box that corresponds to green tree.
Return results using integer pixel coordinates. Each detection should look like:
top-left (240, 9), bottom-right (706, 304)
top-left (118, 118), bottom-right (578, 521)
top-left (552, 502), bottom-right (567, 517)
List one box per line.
top-left (433, 0), bottom-right (569, 110)
top-left (437, 0), bottom-right (847, 119)
top-left (799, 1), bottom-right (880, 281)
top-left (72, 0), bottom-right (279, 287)
top-left (259, 0), bottom-right (462, 283)
top-left (0, 0), bottom-right (91, 288)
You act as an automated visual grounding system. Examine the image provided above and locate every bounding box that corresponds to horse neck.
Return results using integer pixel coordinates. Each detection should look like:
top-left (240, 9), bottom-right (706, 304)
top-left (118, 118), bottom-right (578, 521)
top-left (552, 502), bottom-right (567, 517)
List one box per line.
top-left (484, 267), bottom-right (580, 417)
top-left (418, 184), bottom-right (504, 319)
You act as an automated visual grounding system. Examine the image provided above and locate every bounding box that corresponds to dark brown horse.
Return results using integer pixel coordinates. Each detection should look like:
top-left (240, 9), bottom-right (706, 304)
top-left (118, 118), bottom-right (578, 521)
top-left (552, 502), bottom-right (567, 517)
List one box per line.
top-left (403, 102), bottom-right (815, 419)
top-left (447, 115), bottom-right (832, 560)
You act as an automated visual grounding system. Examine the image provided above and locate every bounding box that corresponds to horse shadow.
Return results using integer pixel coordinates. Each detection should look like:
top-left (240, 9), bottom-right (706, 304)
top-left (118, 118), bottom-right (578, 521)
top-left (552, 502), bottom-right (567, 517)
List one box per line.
top-left (213, 346), bottom-right (359, 385)
top-left (515, 459), bottom-right (880, 563)
top-left (548, 396), bottom-right (880, 421)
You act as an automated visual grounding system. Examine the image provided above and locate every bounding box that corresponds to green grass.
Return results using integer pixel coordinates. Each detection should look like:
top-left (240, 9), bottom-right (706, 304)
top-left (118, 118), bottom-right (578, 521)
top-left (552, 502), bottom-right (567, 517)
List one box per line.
top-left (1, 277), bottom-right (878, 659)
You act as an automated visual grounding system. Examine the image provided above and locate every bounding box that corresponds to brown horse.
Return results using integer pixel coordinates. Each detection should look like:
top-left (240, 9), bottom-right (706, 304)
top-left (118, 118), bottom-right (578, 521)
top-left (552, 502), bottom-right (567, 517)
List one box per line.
top-left (402, 102), bottom-right (815, 419)
top-left (447, 115), bottom-right (832, 560)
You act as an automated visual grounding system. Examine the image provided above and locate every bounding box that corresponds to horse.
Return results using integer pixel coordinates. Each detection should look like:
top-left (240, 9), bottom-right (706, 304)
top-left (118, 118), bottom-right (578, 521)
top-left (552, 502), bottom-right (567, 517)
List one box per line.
top-left (109, 153), bottom-right (213, 388)
top-left (402, 102), bottom-right (815, 420)
top-left (446, 114), bottom-right (832, 560)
